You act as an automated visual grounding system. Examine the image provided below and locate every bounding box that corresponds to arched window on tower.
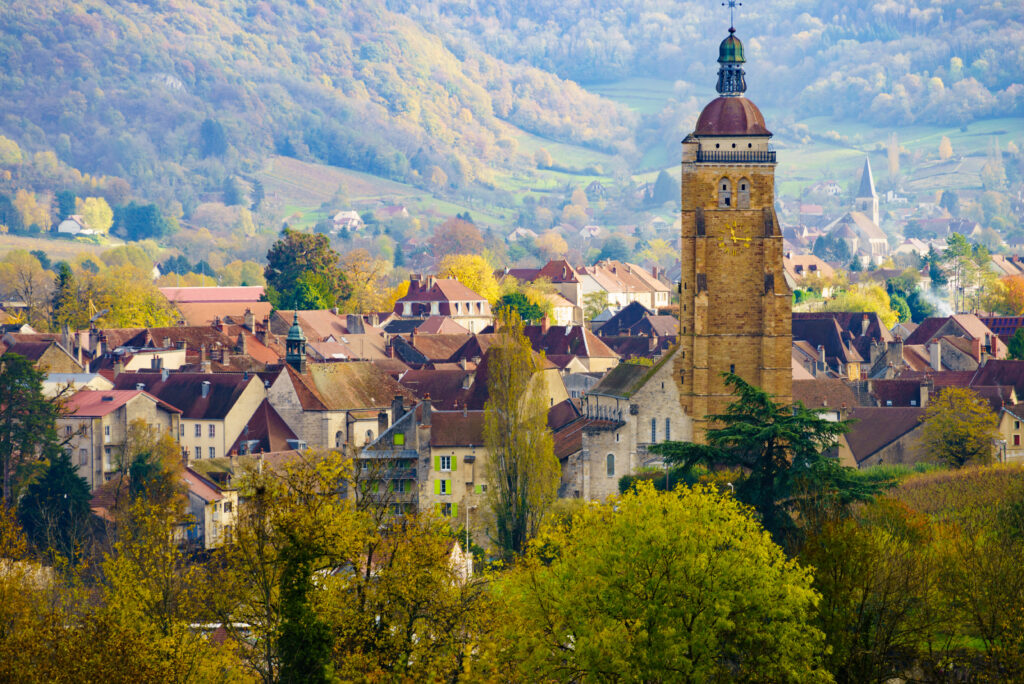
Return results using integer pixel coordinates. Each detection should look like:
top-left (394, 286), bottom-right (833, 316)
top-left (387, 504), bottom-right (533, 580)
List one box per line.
top-left (738, 178), bottom-right (751, 209)
top-left (718, 177), bottom-right (732, 208)
top-left (606, 453), bottom-right (616, 477)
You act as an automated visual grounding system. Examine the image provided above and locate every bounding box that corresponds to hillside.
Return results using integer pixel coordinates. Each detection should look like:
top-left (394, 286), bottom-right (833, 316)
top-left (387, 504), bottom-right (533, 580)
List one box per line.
top-left (0, 0), bottom-right (634, 215)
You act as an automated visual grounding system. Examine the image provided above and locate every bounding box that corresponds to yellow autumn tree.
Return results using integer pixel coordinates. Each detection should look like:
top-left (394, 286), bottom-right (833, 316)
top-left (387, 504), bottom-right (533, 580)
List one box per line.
top-left (13, 190), bottom-right (49, 230)
top-left (533, 230), bottom-right (569, 261)
top-left (939, 136), bottom-right (954, 161)
top-left (824, 284), bottom-right (899, 328)
top-left (437, 253), bottom-right (501, 303)
top-left (76, 196), bottom-right (114, 234)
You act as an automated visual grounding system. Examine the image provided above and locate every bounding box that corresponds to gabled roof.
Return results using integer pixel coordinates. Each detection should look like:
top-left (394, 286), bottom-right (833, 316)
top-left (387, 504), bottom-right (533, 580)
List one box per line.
top-left (844, 407), bottom-right (925, 464)
top-left (184, 468), bottom-right (224, 503)
top-left (111, 372), bottom-right (256, 419)
top-left (229, 399), bottom-right (298, 454)
top-left (159, 286), bottom-right (265, 303)
top-left (306, 362), bottom-right (415, 410)
top-left (537, 259), bottom-right (579, 284)
top-left (521, 325), bottom-right (619, 359)
top-left (398, 370), bottom-right (474, 409)
top-left (3, 340), bottom-right (58, 362)
top-left (970, 360), bottom-right (1024, 396)
top-left (590, 353), bottom-right (675, 399)
top-left (399, 278), bottom-right (487, 303)
top-left (62, 389), bottom-right (181, 417)
top-left (428, 410), bottom-right (485, 447)
top-left (792, 379), bottom-right (858, 411)
top-left (416, 316), bottom-right (470, 335)
top-left (174, 301), bottom-right (272, 327)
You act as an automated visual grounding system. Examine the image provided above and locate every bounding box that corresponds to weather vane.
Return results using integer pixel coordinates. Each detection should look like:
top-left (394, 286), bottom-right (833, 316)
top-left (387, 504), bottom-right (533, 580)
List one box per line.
top-left (722, 0), bottom-right (742, 30)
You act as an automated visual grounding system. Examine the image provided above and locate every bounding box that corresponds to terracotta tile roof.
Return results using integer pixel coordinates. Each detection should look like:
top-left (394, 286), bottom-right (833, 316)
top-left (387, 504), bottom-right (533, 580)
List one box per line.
top-left (111, 372), bottom-right (257, 419)
top-left (548, 398), bottom-right (581, 431)
top-left (792, 379), bottom-right (858, 410)
top-left (428, 410), bottom-right (485, 447)
top-left (220, 324), bottom-right (280, 364)
top-left (870, 379), bottom-right (923, 407)
top-left (416, 316), bottom-right (470, 335)
top-left (159, 286), bottom-right (265, 303)
top-left (905, 317), bottom-right (953, 345)
top-left (792, 356), bottom-right (815, 380)
top-left (522, 325), bottom-right (619, 359)
top-left (399, 278), bottom-right (488, 304)
top-left (3, 341), bottom-right (54, 362)
top-left (63, 389), bottom-right (181, 417)
top-left (398, 370), bottom-right (473, 409)
top-left (402, 334), bottom-right (472, 363)
top-left (174, 301), bottom-right (272, 327)
top-left (536, 259), bottom-right (579, 284)
top-left (970, 360), bottom-right (1024, 395)
top-left (184, 468), bottom-right (224, 502)
top-left (844, 407), bottom-right (925, 465)
top-left (229, 399), bottom-right (298, 454)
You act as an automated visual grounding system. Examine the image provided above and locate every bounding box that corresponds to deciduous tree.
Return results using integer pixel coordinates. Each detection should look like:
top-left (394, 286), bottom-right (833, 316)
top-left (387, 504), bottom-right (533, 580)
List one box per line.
top-left (497, 483), bottom-right (830, 682)
top-left (265, 228), bottom-right (350, 309)
top-left (76, 196), bottom-right (113, 234)
top-left (437, 253), bottom-right (500, 303)
top-left (920, 387), bottom-right (998, 468)
top-left (429, 218), bottom-right (484, 259)
top-left (483, 309), bottom-right (559, 560)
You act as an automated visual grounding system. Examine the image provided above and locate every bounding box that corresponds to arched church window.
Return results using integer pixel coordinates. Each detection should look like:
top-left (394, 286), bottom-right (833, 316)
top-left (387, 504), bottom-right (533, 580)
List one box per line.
top-left (718, 178), bottom-right (733, 208)
top-left (606, 453), bottom-right (615, 477)
top-left (738, 178), bottom-right (751, 209)
top-left (335, 431), bottom-right (344, 448)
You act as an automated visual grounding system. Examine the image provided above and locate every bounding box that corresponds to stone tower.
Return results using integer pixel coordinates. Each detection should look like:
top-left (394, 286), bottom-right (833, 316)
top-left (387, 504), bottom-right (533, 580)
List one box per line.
top-left (675, 26), bottom-right (792, 443)
top-left (854, 156), bottom-right (880, 226)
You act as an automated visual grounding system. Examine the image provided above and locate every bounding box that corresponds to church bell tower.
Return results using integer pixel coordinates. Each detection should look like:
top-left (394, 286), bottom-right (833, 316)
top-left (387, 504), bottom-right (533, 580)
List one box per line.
top-left (675, 20), bottom-right (792, 442)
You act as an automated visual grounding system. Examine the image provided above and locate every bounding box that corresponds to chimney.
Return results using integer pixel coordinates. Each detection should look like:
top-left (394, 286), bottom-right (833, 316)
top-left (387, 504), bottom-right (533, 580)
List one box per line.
top-left (200, 343), bottom-right (207, 363)
top-left (200, 380), bottom-right (211, 398)
top-left (421, 396), bottom-right (432, 426)
top-left (462, 372), bottom-right (474, 390)
top-left (162, 337), bottom-right (171, 348)
top-left (244, 309), bottom-right (255, 331)
top-left (893, 335), bottom-right (904, 365)
top-left (99, 333), bottom-right (108, 357)
top-left (369, 312), bottom-right (379, 327)
top-left (161, 367), bottom-right (169, 382)
top-left (861, 314), bottom-right (869, 337)
top-left (817, 345), bottom-right (826, 372)
top-left (410, 273), bottom-right (422, 292)
top-left (150, 355), bottom-right (162, 370)
top-left (236, 333), bottom-right (247, 355)
top-left (213, 316), bottom-right (222, 330)
top-left (391, 395), bottom-right (406, 421)
top-left (459, 357), bottom-right (467, 370)
top-left (377, 410), bottom-right (388, 436)
top-left (113, 359), bottom-right (124, 376)
top-left (920, 379), bottom-right (929, 408)
top-left (346, 314), bottom-right (364, 335)
top-left (930, 339), bottom-right (942, 371)
top-left (541, 315), bottom-right (550, 334)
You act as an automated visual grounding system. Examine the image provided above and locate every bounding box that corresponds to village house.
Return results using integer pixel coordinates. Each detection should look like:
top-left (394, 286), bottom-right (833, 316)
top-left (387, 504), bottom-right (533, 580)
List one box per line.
top-left (332, 210), bottom-right (364, 231)
top-left (56, 214), bottom-right (94, 235)
top-left (111, 371), bottom-right (266, 464)
top-left (394, 276), bottom-right (493, 333)
top-left (183, 467), bottom-right (238, 550)
top-left (58, 389), bottom-right (182, 491)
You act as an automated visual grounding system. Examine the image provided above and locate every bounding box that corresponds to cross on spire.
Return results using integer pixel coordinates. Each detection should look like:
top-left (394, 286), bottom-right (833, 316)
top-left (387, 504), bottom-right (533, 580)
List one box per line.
top-left (722, 0), bottom-right (743, 30)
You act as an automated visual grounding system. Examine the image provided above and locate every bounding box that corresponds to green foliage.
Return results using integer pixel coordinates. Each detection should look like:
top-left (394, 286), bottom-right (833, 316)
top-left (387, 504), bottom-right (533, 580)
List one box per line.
top-left (494, 292), bottom-right (543, 323)
top-left (813, 233), bottom-right (852, 265)
top-left (651, 373), bottom-right (886, 547)
top-left (497, 483), bottom-right (830, 682)
top-left (0, 353), bottom-right (61, 505)
top-left (264, 228), bottom-right (350, 310)
top-left (16, 450), bottom-right (92, 562)
top-left (484, 309), bottom-right (559, 560)
top-left (1010, 328), bottom-right (1024, 360)
top-left (199, 118), bottom-right (228, 158)
top-left (920, 387), bottom-right (999, 468)
top-left (596, 234), bottom-right (631, 262)
top-left (113, 202), bottom-right (170, 241)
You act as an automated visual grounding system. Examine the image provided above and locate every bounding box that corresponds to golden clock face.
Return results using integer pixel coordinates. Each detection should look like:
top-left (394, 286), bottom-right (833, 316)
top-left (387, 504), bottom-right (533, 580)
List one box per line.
top-left (717, 221), bottom-right (751, 255)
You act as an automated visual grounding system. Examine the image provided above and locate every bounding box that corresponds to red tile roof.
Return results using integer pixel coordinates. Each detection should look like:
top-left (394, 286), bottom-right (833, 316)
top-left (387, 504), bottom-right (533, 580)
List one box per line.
top-left (159, 286), bottom-right (265, 303)
top-left (63, 389), bottom-right (181, 417)
top-left (184, 468), bottom-right (224, 502)
top-left (229, 399), bottom-right (298, 454)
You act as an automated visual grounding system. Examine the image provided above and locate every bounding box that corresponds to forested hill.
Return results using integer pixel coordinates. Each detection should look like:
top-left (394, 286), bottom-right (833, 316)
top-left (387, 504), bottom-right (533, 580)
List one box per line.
top-left (0, 0), bottom-right (633, 210)
top-left (393, 0), bottom-right (1024, 126)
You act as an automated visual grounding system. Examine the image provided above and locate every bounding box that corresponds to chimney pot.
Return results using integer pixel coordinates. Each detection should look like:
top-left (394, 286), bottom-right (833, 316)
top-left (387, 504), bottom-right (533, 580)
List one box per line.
top-left (201, 380), bottom-right (211, 398)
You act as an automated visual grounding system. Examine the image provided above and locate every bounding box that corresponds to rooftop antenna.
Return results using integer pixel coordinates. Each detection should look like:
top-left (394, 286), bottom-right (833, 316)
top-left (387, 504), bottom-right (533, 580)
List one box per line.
top-left (722, 0), bottom-right (742, 30)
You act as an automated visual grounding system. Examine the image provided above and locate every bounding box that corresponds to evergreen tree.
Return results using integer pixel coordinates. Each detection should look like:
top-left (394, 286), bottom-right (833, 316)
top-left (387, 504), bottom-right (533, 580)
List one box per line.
top-left (199, 118), bottom-right (228, 158)
top-left (1009, 328), bottom-right (1024, 361)
top-left (393, 243), bottom-right (405, 268)
top-left (250, 179), bottom-right (265, 211)
top-left (0, 354), bottom-right (61, 505)
top-left (55, 190), bottom-right (76, 219)
top-left (17, 450), bottom-right (92, 561)
top-left (51, 261), bottom-right (74, 318)
top-left (222, 176), bottom-right (245, 207)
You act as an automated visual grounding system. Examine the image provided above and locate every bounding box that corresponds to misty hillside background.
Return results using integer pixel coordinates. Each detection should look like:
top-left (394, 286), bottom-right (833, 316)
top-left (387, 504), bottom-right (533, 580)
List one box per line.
top-left (0, 0), bottom-right (1021, 221)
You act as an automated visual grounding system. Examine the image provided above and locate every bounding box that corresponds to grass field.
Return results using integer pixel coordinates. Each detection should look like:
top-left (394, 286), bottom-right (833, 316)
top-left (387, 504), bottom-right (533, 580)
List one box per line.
top-left (0, 234), bottom-right (115, 261)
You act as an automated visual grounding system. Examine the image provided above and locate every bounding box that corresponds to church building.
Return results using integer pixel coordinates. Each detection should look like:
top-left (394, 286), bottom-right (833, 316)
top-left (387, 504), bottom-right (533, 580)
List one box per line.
top-left (674, 23), bottom-right (793, 442)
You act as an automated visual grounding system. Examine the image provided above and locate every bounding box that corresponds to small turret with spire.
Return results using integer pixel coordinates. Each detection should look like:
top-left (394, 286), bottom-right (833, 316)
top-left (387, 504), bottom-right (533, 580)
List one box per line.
top-left (285, 311), bottom-right (306, 372)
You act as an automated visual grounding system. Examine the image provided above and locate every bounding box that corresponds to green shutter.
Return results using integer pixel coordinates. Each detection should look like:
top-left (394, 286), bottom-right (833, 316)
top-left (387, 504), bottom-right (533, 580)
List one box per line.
top-left (474, 484), bottom-right (482, 494)
top-left (451, 454), bottom-right (457, 471)
top-left (434, 479), bottom-right (440, 495)
top-left (452, 502), bottom-right (458, 519)
top-left (387, 481), bottom-right (393, 493)
top-left (434, 455), bottom-right (441, 472)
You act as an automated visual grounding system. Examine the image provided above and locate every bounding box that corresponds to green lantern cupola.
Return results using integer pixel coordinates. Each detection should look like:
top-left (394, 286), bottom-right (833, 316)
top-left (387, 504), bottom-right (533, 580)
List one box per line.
top-left (285, 311), bottom-right (306, 372)
top-left (716, 28), bottom-right (747, 96)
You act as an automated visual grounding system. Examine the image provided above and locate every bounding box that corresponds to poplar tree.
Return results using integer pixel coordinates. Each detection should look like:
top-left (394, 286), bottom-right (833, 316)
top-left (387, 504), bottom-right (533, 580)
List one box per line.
top-left (483, 309), bottom-right (559, 560)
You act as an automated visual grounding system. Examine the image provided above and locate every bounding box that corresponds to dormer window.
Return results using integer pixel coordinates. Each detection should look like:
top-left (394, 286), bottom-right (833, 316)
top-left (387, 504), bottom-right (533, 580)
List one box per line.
top-left (718, 178), bottom-right (733, 208)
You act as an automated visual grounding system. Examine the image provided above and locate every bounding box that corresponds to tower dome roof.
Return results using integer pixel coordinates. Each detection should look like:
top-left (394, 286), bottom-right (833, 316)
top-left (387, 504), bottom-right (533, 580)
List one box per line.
top-left (718, 29), bottom-right (745, 63)
top-left (694, 96), bottom-right (771, 136)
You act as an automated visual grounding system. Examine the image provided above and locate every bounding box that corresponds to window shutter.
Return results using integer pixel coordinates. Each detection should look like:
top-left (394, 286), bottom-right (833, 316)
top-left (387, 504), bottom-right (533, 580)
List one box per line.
top-left (451, 455), bottom-right (457, 471)
top-left (452, 502), bottom-right (458, 518)
top-left (434, 455), bottom-right (441, 472)
top-left (434, 479), bottom-right (440, 495)
top-left (387, 481), bottom-right (393, 493)
top-left (474, 484), bottom-right (482, 494)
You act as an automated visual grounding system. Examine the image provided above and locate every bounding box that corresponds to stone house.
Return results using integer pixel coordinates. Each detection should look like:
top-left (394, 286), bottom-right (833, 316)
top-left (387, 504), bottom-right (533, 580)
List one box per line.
top-left (394, 276), bottom-right (492, 333)
top-left (58, 389), bottom-right (181, 491)
top-left (112, 371), bottom-right (266, 464)
top-left (563, 349), bottom-right (690, 501)
top-left (3, 340), bottom-right (83, 373)
top-left (836, 407), bottom-right (926, 468)
top-left (183, 467), bottom-right (238, 550)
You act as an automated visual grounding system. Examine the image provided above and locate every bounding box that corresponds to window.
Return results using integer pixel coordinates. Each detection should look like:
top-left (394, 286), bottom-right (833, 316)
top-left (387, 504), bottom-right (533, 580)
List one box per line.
top-left (209, 447), bottom-right (216, 459)
top-left (606, 454), bottom-right (615, 477)
top-left (441, 502), bottom-right (452, 517)
top-left (651, 418), bottom-right (657, 443)
top-left (440, 479), bottom-right (450, 495)
top-left (394, 480), bottom-right (408, 493)
top-left (194, 424), bottom-right (202, 437)
top-left (1016, 435), bottom-right (1021, 447)
top-left (1016, 421), bottom-right (1021, 430)
top-left (885, 400), bottom-right (893, 407)
top-left (208, 424), bottom-right (216, 438)
top-left (79, 448), bottom-right (88, 466)
top-left (65, 425), bottom-right (72, 436)
top-left (615, 432), bottom-right (620, 443)
top-left (729, 364), bottom-right (735, 374)
top-left (737, 178), bottom-right (751, 209)
top-left (440, 455), bottom-right (452, 471)
top-left (718, 177), bottom-right (732, 208)
top-left (665, 418), bottom-right (671, 441)
top-left (104, 425), bottom-right (110, 436)
top-left (223, 501), bottom-right (232, 512)
top-left (393, 432), bottom-right (405, 446)
top-left (365, 429), bottom-right (374, 443)
top-left (335, 431), bottom-right (344, 448)
top-left (180, 424), bottom-right (184, 437)
top-left (194, 446), bottom-right (201, 460)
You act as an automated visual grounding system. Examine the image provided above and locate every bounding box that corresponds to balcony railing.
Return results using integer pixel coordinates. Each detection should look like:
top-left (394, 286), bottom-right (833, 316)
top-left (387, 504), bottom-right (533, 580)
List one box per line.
top-left (362, 491), bottom-right (418, 505)
top-left (696, 149), bottom-right (776, 164)
top-left (361, 448), bottom-right (419, 460)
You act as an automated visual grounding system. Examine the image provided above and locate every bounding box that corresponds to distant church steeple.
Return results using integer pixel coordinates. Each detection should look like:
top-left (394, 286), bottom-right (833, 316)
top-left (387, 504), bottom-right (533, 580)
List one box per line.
top-left (285, 311), bottom-right (306, 372)
top-left (855, 156), bottom-right (880, 226)
top-left (716, 28), bottom-right (747, 96)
